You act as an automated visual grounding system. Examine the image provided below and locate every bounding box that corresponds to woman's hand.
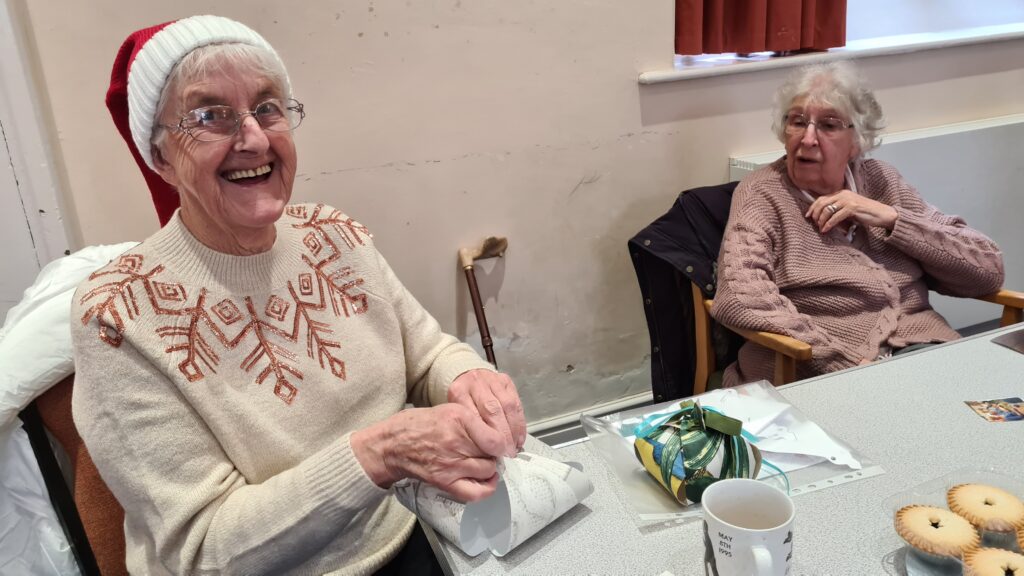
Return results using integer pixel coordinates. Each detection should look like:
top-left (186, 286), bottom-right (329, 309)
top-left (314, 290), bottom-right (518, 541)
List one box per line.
top-left (447, 369), bottom-right (526, 457)
top-left (351, 404), bottom-right (507, 502)
top-left (805, 189), bottom-right (898, 234)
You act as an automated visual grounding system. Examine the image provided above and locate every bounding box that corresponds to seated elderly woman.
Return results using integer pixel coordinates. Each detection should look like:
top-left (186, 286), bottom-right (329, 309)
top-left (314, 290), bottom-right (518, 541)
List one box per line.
top-left (711, 62), bottom-right (1004, 387)
top-left (72, 15), bottom-right (524, 575)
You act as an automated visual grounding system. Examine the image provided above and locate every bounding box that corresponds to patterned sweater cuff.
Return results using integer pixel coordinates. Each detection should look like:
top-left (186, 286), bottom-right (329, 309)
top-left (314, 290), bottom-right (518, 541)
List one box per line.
top-left (302, 433), bottom-right (390, 524)
top-left (884, 206), bottom-right (928, 252)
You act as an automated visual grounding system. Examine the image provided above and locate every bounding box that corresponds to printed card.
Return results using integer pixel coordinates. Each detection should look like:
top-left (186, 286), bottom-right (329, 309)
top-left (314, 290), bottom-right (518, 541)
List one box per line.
top-left (964, 397), bottom-right (1024, 422)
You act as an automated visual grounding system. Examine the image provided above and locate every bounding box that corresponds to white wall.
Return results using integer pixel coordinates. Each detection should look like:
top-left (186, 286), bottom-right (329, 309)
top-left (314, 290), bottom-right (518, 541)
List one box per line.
top-left (13, 0), bottom-right (1024, 422)
top-left (0, 119), bottom-right (39, 320)
top-left (847, 0), bottom-right (1024, 40)
top-left (0, 0), bottom-right (71, 321)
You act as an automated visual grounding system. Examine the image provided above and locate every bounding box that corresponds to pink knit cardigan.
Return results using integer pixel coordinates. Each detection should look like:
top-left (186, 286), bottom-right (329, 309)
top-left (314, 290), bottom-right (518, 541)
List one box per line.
top-left (711, 158), bottom-right (1004, 386)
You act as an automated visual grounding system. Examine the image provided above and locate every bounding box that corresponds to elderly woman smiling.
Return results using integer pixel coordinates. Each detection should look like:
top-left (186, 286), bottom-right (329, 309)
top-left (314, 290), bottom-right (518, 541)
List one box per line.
top-left (72, 16), bottom-right (524, 575)
top-left (711, 62), bottom-right (1005, 387)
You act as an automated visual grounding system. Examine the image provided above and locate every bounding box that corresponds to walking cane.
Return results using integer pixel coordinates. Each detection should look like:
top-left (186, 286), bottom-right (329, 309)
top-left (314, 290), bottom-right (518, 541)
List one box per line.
top-left (458, 237), bottom-right (508, 368)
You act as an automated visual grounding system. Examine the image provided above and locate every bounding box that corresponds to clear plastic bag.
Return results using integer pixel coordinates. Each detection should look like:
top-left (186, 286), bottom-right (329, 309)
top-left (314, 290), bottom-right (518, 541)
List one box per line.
top-left (0, 422), bottom-right (81, 575)
top-left (581, 380), bottom-right (884, 525)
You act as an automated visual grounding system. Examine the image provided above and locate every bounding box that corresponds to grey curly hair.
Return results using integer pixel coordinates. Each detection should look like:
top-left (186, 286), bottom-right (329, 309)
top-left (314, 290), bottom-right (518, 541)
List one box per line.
top-left (771, 61), bottom-right (885, 155)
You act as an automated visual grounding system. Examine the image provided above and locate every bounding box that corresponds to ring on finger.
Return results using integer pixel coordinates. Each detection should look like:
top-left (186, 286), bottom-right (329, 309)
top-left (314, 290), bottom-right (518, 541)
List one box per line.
top-left (826, 203), bottom-right (838, 214)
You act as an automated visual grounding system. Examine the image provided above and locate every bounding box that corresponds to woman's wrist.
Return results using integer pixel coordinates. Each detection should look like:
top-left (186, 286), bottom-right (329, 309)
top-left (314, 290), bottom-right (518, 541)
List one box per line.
top-left (351, 422), bottom-right (397, 488)
top-left (885, 206), bottom-right (899, 231)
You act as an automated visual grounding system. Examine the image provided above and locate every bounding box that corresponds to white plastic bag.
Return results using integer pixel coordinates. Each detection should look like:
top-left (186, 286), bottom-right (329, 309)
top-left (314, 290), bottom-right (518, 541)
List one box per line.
top-left (0, 423), bottom-right (81, 575)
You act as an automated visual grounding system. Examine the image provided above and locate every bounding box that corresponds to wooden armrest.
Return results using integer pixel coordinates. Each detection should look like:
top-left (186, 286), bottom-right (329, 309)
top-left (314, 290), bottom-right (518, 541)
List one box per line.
top-left (729, 326), bottom-right (813, 361)
top-left (975, 288), bottom-right (1024, 309)
top-left (705, 299), bottom-right (813, 361)
top-left (974, 288), bottom-right (1024, 327)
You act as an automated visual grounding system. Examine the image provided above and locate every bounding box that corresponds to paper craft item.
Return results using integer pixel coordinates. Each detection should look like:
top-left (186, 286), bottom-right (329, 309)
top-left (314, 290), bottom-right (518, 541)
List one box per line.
top-left (964, 397), bottom-right (1024, 422)
top-left (393, 452), bottom-right (593, 557)
top-left (633, 400), bottom-right (761, 504)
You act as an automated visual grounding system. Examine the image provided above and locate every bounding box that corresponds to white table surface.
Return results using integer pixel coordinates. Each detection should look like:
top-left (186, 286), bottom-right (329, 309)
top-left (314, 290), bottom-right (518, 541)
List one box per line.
top-left (431, 324), bottom-right (1024, 575)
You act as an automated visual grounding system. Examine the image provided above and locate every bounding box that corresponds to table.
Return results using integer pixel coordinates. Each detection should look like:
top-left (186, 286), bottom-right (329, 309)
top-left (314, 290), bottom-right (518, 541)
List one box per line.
top-left (429, 324), bottom-right (1024, 575)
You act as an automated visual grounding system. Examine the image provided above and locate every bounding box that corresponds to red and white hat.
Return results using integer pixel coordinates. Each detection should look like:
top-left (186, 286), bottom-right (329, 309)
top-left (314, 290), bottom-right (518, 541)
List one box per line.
top-left (105, 15), bottom-right (289, 225)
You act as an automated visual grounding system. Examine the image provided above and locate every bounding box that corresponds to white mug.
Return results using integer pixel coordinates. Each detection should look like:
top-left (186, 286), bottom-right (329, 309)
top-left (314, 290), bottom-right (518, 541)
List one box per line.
top-left (701, 478), bottom-right (795, 576)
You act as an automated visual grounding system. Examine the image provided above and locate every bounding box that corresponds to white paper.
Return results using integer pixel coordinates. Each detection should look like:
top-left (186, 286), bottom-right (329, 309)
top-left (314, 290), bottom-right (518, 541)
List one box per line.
top-left (393, 452), bottom-right (592, 557)
top-left (393, 478), bottom-right (489, 556)
top-left (701, 387), bottom-right (862, 471)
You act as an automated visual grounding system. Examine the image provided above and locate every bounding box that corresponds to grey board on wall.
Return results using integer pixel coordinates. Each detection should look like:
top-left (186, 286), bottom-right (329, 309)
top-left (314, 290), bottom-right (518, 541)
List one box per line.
top-left (728, 114), bottom-right (1024, 331)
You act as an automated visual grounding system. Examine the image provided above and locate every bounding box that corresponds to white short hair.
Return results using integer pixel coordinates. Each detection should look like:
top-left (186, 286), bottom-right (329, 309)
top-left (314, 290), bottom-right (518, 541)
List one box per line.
top-left (771, 61), bottom-right (885, 155)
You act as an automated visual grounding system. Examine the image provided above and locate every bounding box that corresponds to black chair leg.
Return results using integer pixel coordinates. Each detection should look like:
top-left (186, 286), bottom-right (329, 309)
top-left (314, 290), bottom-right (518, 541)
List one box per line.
top-left (19, 402), bottom-right (101, 576)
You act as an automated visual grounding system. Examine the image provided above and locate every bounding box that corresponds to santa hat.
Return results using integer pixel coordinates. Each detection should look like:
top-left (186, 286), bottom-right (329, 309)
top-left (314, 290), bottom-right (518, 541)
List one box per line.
top-left (105, 15), bottom-right (289, 225)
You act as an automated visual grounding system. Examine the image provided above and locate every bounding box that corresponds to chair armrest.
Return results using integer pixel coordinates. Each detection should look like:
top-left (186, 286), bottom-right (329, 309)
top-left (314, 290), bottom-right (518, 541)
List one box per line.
top-left (729, 326), bottom-right (814, 361)
top-left (975, 288), bottom-right (1024, 309)
top-left (705, 299), bottom-right (813, 361)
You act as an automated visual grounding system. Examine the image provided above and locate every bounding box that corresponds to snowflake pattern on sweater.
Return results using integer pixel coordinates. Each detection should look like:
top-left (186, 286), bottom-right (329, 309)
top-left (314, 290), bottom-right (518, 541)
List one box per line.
top-left (78, 204), bottom-right (373, 405)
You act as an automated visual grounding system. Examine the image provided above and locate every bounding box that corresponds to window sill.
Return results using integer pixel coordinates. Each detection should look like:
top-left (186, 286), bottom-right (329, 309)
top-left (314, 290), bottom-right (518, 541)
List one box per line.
top-left (639, 23), bottom-right (1024, 85)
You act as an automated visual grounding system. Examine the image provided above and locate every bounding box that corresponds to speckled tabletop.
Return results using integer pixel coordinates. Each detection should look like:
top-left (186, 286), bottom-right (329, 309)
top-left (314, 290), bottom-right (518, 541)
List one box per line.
top-left (432, 324), bottom-right (1024, 576)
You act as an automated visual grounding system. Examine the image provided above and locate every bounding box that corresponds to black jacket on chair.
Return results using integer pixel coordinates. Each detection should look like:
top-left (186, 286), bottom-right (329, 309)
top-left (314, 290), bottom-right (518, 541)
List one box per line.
top-left (628, 182), bottom-right (739, 402)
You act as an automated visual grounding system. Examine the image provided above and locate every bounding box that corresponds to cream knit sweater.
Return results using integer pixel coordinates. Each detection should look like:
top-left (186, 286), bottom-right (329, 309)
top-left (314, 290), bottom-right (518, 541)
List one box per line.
top-left (71, 204), bottom-right (493, 575)
top-left (711, 158), bottom-right (1004, 386)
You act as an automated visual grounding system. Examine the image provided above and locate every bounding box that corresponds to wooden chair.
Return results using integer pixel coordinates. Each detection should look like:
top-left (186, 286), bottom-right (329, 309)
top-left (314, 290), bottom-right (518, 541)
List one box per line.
top-left (691, 284), bottom-right (1024, 394)
top-left (20, 374), bottom-right (128, 576)
top-left (630, 180), bottom-right (1024, 398)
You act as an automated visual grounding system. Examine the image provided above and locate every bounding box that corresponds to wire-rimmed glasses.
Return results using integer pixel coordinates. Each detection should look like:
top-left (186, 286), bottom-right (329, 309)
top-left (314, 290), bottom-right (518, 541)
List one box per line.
top-left (164, 98), bottom-right (306, 142)
top-left (783, 113), bottom-right (853, 137)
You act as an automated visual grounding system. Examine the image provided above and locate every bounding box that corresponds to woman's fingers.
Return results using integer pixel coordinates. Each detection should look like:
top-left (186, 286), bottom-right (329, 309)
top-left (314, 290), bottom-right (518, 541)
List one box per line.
top-left (498, 374), bottom-right (527, 451)
top-left (471, 390), bottom-right (515, 456)
top-left (474, 373), bottom-right (526, 453)
top-left (461, 407), bottom-right (508, 459)
top-left (446, 472), bottom-right (499, 502)
top-left (358, 404), bottom-right (506, 499)
top-left (449, 369), bottom-right (527, 456)
top-left (446, 454), bottom-right (500, 481)
top-left (806, 191), bottom-right (854, 232)
top-left (356, 369), bottom-right (531, 500)
top-left (814, 200), bottom-right (845, 232)
top-left (807, 190), bottom-right (898, 233)
top-left (820, 203), bottom-right (851, 233)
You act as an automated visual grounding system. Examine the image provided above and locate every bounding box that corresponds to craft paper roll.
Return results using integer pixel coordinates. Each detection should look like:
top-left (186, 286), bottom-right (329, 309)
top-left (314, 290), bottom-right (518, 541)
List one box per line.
top-left (393, 452), bottom-right (592, 557)
top-left (462, 452), bottom-right (593, 556)
top-left (392, 479), bottom-right (489, 556)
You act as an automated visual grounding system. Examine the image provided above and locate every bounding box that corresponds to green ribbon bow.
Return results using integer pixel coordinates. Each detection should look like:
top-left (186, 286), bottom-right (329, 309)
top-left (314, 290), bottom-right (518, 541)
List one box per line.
top-left (634, 401), bottom-right (761, 503)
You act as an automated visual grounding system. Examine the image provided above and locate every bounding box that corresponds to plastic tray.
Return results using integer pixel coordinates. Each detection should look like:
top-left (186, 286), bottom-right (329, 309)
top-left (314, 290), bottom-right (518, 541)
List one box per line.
top-left (878, 467), bottom-right (1024, 575)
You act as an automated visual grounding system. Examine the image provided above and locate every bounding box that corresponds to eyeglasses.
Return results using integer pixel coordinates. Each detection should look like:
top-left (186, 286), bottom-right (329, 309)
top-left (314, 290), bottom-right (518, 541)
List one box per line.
top-left (783, 113), bottom-right (853, 137)
top-left (164, 98), bottom-right (306, 142)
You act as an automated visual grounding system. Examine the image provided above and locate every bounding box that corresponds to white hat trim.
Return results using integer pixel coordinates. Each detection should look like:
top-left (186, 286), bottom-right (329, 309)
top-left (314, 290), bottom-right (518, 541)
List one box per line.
top-left (127, 15), bottom-right (289, 170)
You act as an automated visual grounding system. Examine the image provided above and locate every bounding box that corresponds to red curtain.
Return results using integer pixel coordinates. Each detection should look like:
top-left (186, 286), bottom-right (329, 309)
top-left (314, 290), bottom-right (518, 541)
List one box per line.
top-left (675, 0), bottom-right (846, 56)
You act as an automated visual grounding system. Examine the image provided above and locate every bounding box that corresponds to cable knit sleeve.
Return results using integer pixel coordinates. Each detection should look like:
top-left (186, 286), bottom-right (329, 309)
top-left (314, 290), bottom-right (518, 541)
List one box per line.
top-left (71, 306), bottom-right (390, 576)
top-left (884, 173), bottom-right (1004, 297)
top-left (375, 251), bottom-right (495, 408)
top-left (711, 188), bottom-right (862, 374)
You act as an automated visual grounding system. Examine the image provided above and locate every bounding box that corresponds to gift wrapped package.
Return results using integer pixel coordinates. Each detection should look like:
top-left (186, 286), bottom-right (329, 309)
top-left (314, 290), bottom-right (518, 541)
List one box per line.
top-left (633, 401), bottom-right (761, 504)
